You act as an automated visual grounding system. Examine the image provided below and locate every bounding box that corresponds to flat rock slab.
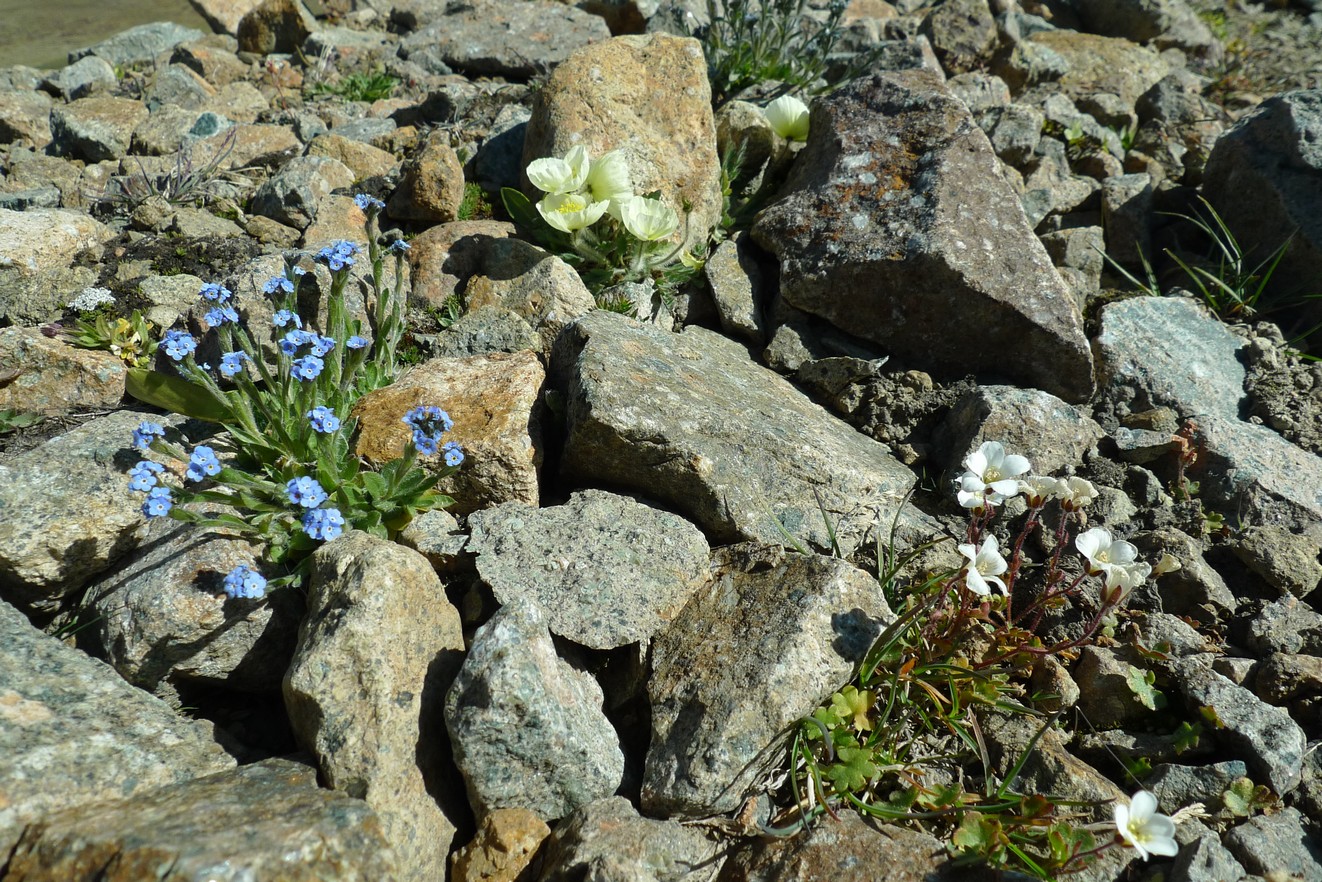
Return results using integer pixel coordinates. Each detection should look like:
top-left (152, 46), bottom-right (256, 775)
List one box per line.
top-left (0, 600), bottom-right (234, 857)
top-left (537, 796), bottom-right (723, 880)
top-left (553, 310), bottom-right (935, 555)
top-left (2, 758), bottom-right (396, 881)
top-left (752, 69), bottom-right (1093, 402)
top-left (643, 544), bottom-right (892, 817)
top-left (0, 327), bottom-right (127, 417)
top-left (283, 532), bottom-right (466, 882)
top-left (467, 490), bottom-right (710, 650)
top-left (0, 208), bottom-right (112, 276)
top-left (1094, 295), bottom-right (1246, 422)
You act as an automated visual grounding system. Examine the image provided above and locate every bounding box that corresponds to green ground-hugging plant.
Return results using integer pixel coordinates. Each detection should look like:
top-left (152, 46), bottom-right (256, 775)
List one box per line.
top-left (124, 195), bottom-right (463, 598)
top-left (702, 0), bottom-right (889, 107)
top-left (771, 442), bottom-right (1190, 878)
top-left (309, 68), bottom-right (399, 102)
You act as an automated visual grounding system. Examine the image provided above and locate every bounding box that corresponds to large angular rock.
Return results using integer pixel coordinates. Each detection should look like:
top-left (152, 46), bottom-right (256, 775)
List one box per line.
top-left (1172, 656), bottom-right (1307, 795)
top-left (405, 220), bottom-right (516, 309)
top-left (0, 410), bottom-right (177, 616)
top-left (552, 310), bottom-right (936, 556)
top-left (1094, 295), bottom-right (1246, 423)
top-left (643, 544), bottom-right (891, 817)
top-left (1223, 807), bottom-right (1322, 880)
top-left (0, 600), bottom-right (234, 857)
top-left (0, 208), bottom-right (112, 276)
top-left (939, 384), bottom-right (1104, 478)
top-left (72, 21), bottom-right (206, 68)
top-left (0, 327), bottom-right (127, 417)
top-left (752, 69), bottom-right (1093, 402)
top-left (1022, 30), bottom-right (1170, 110)
top-left (467, 490), bottom-right (710, 651)
top-left (49, 96), bottom-right (150, 162)
top-left (283, 532), bottom-right (466, 882)
top-left (524, 34), bottom-right (722, 248)
top-left (399, 0), bottom-right (610, 78)
top-left (249, 155), bottom-right (355, 230)
top-left (445, 602), bottom-right (625, 822)
top-left (352, 350), bottom-right (545, 513)
top-left (388, 131), bottom-right (466, 223)
top-left (2, 758), bottom-right (396, 881)
top-left (1094, 295), bottom-right (1322, 532)
top-left (0, 90), bottom-right (54, 148)
top-left (459, 239), bottom-right (597, 354)
top-left (718, 812), bottom-right (1000, 882)
top-left (90, 519), bottom-right (301, 699)
top-left (1202, 90), bottom-right (1322, 336)
top-left (537, 797), bottom-right (723, 881)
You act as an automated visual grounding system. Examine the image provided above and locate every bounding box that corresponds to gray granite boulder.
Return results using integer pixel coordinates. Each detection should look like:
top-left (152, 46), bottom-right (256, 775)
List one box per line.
top-left (0, 410), bottom-right (180, 616)
top-left (537, 796), bottom-right (723, 881)
top-left (249, 155), bottom-right (355, 230)
top-left (643, 543), bottom-right (891, 817)
top-left (49, 96), bottom-right (150, 163)
top-left (1223, 807), bottom-right (1322, 880)
top-left (283, 532), bottom-right (466, 882)
top-left (1172, 655), bottom-right (1306, 795)
top-left (40, 55), bottom-right (116, 102)
top-left (752, 69), bottom-right (1094, 402)
top-left (445, 602), bottom-right (625, 822)
top-left (2, 758), bottom-right (395, 881)
top-left (466, 490), bottom-right (710, 651)
top-left (400, 0), bottom-right (610, 78)
top-left (0, 599), bottom-right (234, 857)
top-left (938, 384), bottom-right (1104, 479)
top-left (552, 310), bottom-right (937, 555)
top-left (89, 519), bottom-right (300, 699)
top-left (1202, 90), bottom-right (1322, 333)
top-left (72, 21), bottom-right (206, 68)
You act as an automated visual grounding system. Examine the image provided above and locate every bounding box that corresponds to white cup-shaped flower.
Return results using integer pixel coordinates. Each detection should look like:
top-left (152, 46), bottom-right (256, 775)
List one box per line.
top-left (586, 150), bottom-right (633, 215)
top-left (765, 94), bottom-right (810, 142)
top-left (1060, 476), bottom-right (1099, 511)
top-left (963, 441), bottom-right (1032, 499)
top-left (957, 535), bottom-right (1008, 596)
top-left (527, 145), bottom-right (591, 195)
top-left (1114, 791), bottom-right (1179, 861)
top-left (1019, 475), bottom-right (1065, 507)
top-left (620, 195), bottom-right (679, 242)
top-left (537, 192), bottom-right (609, 233)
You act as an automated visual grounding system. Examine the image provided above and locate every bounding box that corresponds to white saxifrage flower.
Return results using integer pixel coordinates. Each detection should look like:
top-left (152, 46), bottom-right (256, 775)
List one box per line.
top-left (1076, 527), bottom-right (1151, 597)
top-left (620, 195), bottom-right (679, 241)
top-left (1114, 791), bottom-right (1179, 861)
top-left (963, 441), bottom-right (1032, 498)
top-left (765, 94), bottom-right (810, 141)
top-left (1019, 475), bottom-right (1065, 507)
top-left (1060, 476), bottom-right (1099, 511)
top-left (536, 192), bottom-right (609, 233)
top-left (957, 473), bottom-right (1004, 511)
top-left (957, 535), bottom-right (1008, 596)
top-left (526, 144), bottom-right (591, 195)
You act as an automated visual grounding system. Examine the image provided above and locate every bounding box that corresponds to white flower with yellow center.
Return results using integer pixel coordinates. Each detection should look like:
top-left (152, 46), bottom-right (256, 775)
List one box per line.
top-left (526, 145), bottom-right (590, 195)
top-left (962, 441), bottom-right (1031, 499)
top-left (537, 192), bottom-right (609, 233)
top-left (1060, 476), bottom-right (1099, 511)
top-left (1114, 791), bottom-right (1178, 861)
top-left (765, 94), bottom-right (810, 141)
top-left (620, 195), bottom-right (679, 242)
top-left (1076, 527), bottom-right (1151, 597)
top-left (957, 535), bottom-right (1008, 596)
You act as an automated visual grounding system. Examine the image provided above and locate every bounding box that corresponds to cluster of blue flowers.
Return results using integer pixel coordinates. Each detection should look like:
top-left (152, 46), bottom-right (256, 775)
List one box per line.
top-left (403, 405), bottom-right (464, 466)
top-left (125, 203), bottom-right (463, 602)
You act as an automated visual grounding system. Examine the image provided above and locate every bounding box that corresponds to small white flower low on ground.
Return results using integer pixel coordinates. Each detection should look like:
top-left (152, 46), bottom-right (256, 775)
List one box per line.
top-left (957, 535), bottom-right (1008, 596)
top-left (526, 144), bottom-right (590, 194)
top-left (1076, 527), bottom-right (1152, 599)
top-left (1114, 790), bottom-right (1179, 861)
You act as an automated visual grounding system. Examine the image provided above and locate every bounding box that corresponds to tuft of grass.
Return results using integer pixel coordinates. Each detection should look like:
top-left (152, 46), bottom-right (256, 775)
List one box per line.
top-left (1160, 196), bottom-right (1293, 320)
top-left (310, 69), bottom-right (399, 103)
top-left (100, 128), bottom-right (237, 213)
top-left (703, 0), bottom-right (890, 107)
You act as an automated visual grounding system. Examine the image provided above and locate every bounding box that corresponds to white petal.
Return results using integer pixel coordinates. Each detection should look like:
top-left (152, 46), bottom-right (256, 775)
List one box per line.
top-left (964, 448), bottom-right (989, 476)
top-left (988, 478), bottom-right (1022, 498)
top-left (1076, 527), bottom-right (1108, 560)
top-left (1002, 454), bottom-right (1031, 478)
top-left (957, 543), bottom-right (978, 564)
top-left (1129, 791), bottom-right (1158, 822)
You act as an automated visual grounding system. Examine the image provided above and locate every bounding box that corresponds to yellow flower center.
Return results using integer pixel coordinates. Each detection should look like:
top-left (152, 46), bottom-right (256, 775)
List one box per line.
top-left (556, 195), bottom-right (588, 214)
